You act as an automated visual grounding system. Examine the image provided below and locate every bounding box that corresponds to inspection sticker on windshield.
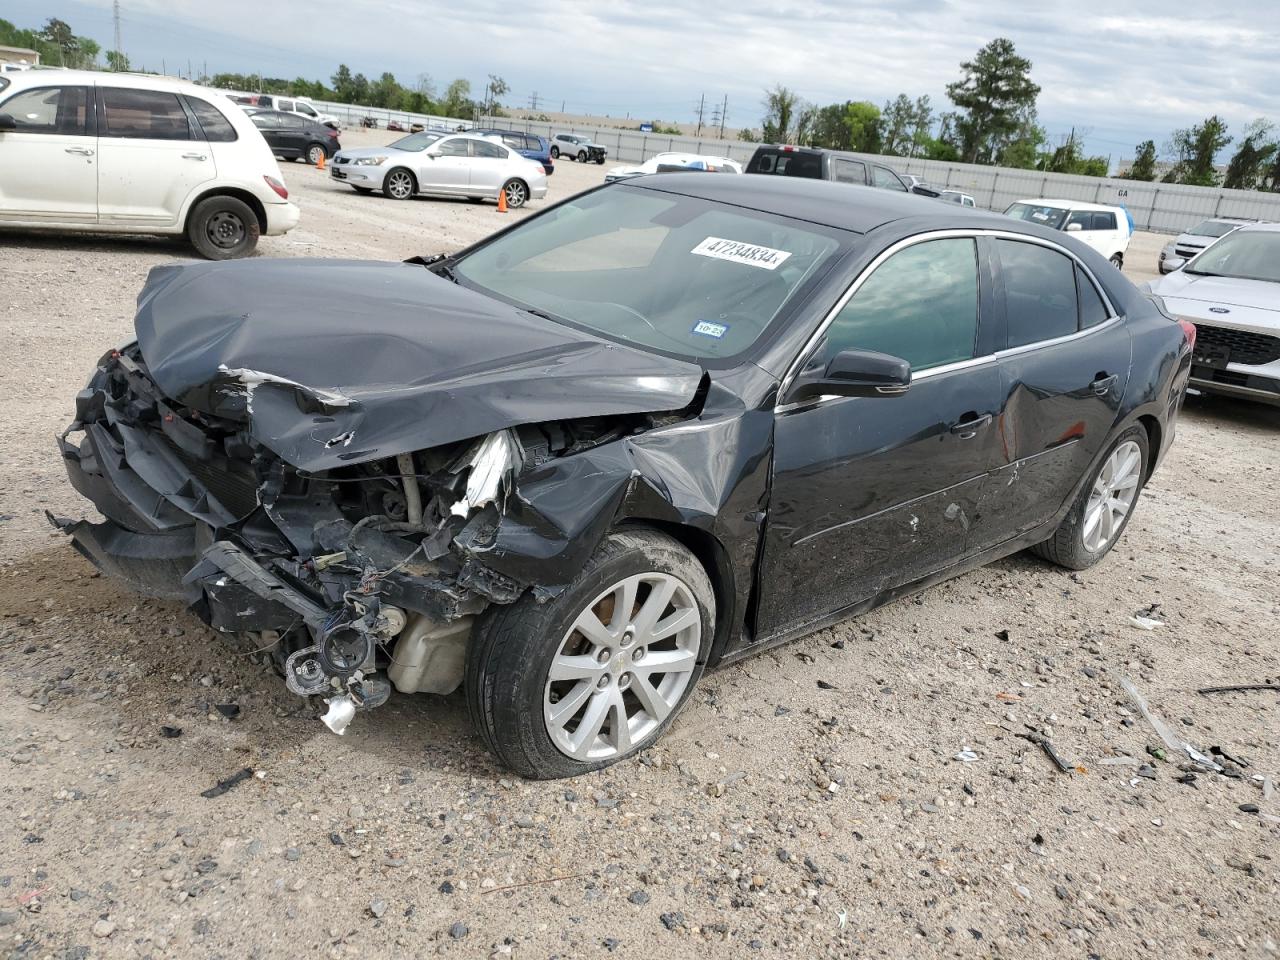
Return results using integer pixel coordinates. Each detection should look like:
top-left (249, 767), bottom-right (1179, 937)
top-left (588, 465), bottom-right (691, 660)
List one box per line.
top-left (692, 320), bottom-right (728, 339)
top-left (691, 237), bottom-right (792, 271)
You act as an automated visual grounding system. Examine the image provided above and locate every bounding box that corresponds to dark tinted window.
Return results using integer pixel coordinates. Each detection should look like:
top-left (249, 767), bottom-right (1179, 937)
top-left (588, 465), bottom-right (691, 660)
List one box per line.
top-left (1076, 266), bottom-right (1110, 328)
top-left (500, 133), bottom-right (523, 148)
top-left (101, 87), bottom-right (191, 140)
top-left (833, 158), bottom-right (866, 184)
top-left (999, 240), bottom-right (1078, 347)
top-left (187, 97), bottom-right (237, 141)
top-left (277, 99), bottom-right (295, 111)
top-left (873, 166), bottom-right (906, 190)
top-left (0, 86), bottom-right (89, 135)
top-left (472, 139), bottom-right (505, 158)
top-left (825, 238), bottom-right (979, 371)
top-left (748, 149), bottom-right (823, 177)
top-left (250, 112), bottom-right (281, 130)
top-left (1065, 210), bottom-right (1091, 230)
top-left (1092, 211), bottom-right (1116, 230)
top-left (436, 137), bottom-right (470, 156)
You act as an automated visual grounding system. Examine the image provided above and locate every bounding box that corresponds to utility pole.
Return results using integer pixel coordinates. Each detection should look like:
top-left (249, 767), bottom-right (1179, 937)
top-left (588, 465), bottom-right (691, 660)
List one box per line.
top-left (528, 91), bottom-right (540, 111)
top-left (112, 0), bottom-right (122, 70)
top-left (695, 93), bottom-right (706, 137)
top-left (719, 95), bottom-right (727, 138)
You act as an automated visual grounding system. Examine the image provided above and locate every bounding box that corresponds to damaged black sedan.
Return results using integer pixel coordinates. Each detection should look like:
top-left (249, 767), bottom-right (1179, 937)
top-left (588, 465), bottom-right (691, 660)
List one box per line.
top-left (54, 176), bottom-right (1192, 778)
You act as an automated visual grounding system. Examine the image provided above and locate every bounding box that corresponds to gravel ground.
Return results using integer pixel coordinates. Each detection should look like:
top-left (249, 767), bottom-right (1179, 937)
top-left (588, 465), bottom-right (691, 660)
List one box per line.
top-left (1, 138), bottom-right (1278, 959)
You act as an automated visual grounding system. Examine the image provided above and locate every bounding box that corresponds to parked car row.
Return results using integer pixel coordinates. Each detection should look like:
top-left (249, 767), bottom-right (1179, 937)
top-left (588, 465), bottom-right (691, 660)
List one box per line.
top-left (247, 108), bottom-right (341, 164)
top-left (226, 92), bottom-right (340, 130)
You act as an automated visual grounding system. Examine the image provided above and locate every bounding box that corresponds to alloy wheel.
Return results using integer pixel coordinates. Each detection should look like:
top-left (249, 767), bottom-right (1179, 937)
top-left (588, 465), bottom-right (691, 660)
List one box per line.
top-left (308, 145), bottom-right (325, 165)
top-left (1082, 440), bottom-right (1141, 552)
top-left (543, 572), bottom-right (701, 761)
top-left (206, 210), bottom-right (246, 250)
top-left (504, 180), bottom-right (527, 208)
top-left (386, 170), bottom-right (414, 199)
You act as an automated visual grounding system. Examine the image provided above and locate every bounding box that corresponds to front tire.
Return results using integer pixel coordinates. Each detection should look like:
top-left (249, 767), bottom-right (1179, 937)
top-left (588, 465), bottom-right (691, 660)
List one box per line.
top-left (186, 195), bottom-right (259, 260)
top-left (1110, 253), bottom-right (1124, 269)
top-left (577, 150), bottom-right (588, 162)
top-left (1032, 425), bottom-right (1148, 570)
top-left (466, 529), bottom-right (713, 779)
top-left (383, 167), bottom-right (416, 200)
top-left (550, 145), bottom-right (560, 159)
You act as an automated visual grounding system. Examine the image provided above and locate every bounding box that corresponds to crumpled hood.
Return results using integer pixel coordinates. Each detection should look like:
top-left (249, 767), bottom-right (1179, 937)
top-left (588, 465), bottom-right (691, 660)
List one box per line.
top-left (133, 259), bottom-right (703, 471)
top-left (1151, 271), bottom-right (1280, 331)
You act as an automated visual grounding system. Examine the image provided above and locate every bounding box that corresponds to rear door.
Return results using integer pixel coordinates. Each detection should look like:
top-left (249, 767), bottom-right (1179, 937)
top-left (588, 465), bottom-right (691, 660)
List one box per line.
top-left (757, 235), bottom-right (1004, 637)
top-left (96, 86), bottom-right (216, 228)
top-left (249, 111), bottom-right (288, 155)
top-left (968, 237), bottom-right (1131, 547)
top-left (469, 138), bottom-right (510, 191)
top-left (0, 83), bottom-right (97, 225)
top-left (832, 157), bottom-right (867, 185)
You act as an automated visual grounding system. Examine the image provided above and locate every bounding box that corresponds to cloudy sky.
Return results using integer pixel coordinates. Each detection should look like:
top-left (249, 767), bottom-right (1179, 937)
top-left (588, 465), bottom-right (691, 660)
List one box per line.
top-left (10, 0), bottom-right (1280, 159)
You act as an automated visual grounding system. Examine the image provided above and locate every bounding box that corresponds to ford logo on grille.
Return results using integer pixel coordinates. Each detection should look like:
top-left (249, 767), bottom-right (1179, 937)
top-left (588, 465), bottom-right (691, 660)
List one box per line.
top-left (1209, 306), bottom-right (1230, 314)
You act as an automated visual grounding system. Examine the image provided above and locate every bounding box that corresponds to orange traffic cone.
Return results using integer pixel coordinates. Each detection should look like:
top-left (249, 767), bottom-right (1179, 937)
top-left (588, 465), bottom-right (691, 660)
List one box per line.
top-left (496, 187), bottom-right (508, 214)
top-left (316, 151), bottom-right (326, 171)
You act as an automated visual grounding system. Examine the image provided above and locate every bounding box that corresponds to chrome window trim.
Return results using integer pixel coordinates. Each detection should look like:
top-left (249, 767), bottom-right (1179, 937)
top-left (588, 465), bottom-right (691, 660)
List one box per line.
top-left (776, 228), bottom-right (1120, 409)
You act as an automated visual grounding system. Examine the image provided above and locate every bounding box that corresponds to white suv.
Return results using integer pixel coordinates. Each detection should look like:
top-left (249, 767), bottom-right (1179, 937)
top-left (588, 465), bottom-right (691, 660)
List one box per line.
top-left (0, 70), bottom-right (300, 259)
top-left (228, 92), bottom-right (340, 130)
top-left (1004, 198), bottom-right (1131, 268)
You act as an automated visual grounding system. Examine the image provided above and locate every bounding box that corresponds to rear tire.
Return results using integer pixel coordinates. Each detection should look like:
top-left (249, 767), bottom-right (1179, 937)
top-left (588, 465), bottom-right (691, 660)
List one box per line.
top-left (186, 195), bottom-right (260, 260)
top-left (1109, 253), bottom-right (1124, 269)
top-left (306, 143), bottom-right (327, 165)
top-left (550, 145), bottom-right (561, 159)
top-left (501, 178), bottom-right (529, 209)
top-left (466, 528), bottom-right (713, 779)
top-left (1032, 425), bottom-right (1148, 570)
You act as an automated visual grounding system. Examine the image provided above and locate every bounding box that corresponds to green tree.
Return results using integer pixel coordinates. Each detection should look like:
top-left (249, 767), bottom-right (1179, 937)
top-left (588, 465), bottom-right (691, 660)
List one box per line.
top-left (996, 109), bottom-right (1046, 169)
top-left (1223, 119), bottom-right (1277, 191)
top-left (760, 84), bottom-right (802, 143)
top-left (1167, 115), bottom-right (1231, 186)
top-left (482, 74), bottom-right (509, 116)
top-left (946, 37), bottom-right (1041, 164)
top-left (39, 17), bottom-right (75, 65)
top-left (439, 78), bottom-right (473, 118)
top-left (104, 49), bottom-right (131, 72)
top-left (330, 64), bottom-right (354, 101)
top-left (77, 36), bottom-right (99, 67)
top-left (1125, 139), bottom-right (1158, 180)
top-left (881, 94), bottom-right (915, 155)
top-left (908, 95), bottom-right (934, 157)
top-left (369, 71), bottom-right (402, 109)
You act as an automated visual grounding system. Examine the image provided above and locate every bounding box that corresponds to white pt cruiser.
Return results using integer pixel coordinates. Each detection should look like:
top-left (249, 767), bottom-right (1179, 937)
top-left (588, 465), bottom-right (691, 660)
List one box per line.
top-left (0, 70), bottom-right (299, 258)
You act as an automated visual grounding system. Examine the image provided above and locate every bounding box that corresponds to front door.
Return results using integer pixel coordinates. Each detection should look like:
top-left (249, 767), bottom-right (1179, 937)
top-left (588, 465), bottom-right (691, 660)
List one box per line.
top-left (420, 136), bottom-right (472, 193)
top-left (0, 84), bottom-right (97, 225)
top-left (756, 236), bottom-right (1003, 639)
top-left (95, 86), bottom-right (216, 228)
top-left (969, 237), bottom-right (1131, 547)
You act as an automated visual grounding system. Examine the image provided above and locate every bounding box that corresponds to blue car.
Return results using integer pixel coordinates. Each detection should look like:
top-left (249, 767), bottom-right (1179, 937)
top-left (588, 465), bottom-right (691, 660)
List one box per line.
top-left (471, 129), bottom-right (554, 175)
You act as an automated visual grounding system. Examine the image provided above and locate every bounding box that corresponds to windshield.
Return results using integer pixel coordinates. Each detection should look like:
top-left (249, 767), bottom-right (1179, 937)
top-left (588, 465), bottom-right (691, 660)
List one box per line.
top-left (453, 185), bottom-right (844, 361)
top-left (1185, 231), bottom-right (1280, 283)
top-left (1189, 220), bottom-right (1238, 239)
top-left (390, 132), bottom-right (442, 152)
top-left (1004, 203), bottom-right (1069, 230)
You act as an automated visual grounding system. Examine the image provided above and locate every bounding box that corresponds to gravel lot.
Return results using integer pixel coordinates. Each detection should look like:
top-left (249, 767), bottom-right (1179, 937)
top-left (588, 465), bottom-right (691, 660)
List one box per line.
top-left (2, 132), bottom-right (1278, 959)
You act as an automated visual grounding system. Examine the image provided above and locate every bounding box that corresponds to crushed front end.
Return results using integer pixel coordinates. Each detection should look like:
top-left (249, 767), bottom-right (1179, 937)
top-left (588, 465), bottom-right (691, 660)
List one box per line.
top-left (51, 344), bottom-right (617, 733)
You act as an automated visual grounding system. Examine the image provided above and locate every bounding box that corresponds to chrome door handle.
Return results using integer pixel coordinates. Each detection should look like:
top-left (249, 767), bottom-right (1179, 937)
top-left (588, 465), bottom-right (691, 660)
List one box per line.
top-left (950, 413), bottom-right (992, 439)
top-left (65, 147), bottom-right (95, 156)
top-left (182, 152), bottom-right (208, 161)
top-left (1090, 374), bottom-right (1118, 396)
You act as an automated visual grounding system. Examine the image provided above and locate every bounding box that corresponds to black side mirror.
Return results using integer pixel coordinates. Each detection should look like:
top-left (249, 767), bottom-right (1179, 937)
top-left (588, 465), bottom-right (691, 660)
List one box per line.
top-left (788, 349), bottom-right (911, 402)
top-left (911, 184), bottom-right (940, 198)
top-left (0, 113), bottom-right (16, 132)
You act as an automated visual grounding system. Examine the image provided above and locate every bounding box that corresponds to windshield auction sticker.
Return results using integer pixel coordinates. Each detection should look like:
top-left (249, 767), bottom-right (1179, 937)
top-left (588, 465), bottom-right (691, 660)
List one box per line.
top-left (691, 237), bottom-right (792, 270)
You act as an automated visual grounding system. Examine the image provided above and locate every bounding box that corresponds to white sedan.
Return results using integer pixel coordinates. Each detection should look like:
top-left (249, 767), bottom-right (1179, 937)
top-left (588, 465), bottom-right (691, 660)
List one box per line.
top-left (605, 152), bottom-right (742, 182)
top-left (330, 132), bottom-right (548, 208)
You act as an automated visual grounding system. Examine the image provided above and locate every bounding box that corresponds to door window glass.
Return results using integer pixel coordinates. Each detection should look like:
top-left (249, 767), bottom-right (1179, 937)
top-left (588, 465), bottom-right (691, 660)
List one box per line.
top-left (999, 240), bottom-right (1079, 346)
top-left (1065, 211), bottom-right (1092, 231)
top-left (277, 99), bottom-right (295, 112)
top-left (250, 112), bottom-right (281, 129)
top-left (1076, 266), bottom-right (1110, 328)
top-left (187, 97), bottom-right (238, 142)
top-left (280, 113), bottom-right (308, 128)
top-left (473, 139), bottom-right (505, 158)
top-left (101, 87), bottom-right (191, 140)
top-left (824, 238), bottom-right (979, 371)
top-left (435, 137), bottom-right (470, 156)
top-left (0, 86), bottom-right (89, 135)
top-left (295, 102), bottom-right (317, 116)
top-left (873, 166), bottom-right (906, 190)
top-left (833, 158), bottom-right (865, 184)
top-left (1092, 211), bottom-right (1117, 230)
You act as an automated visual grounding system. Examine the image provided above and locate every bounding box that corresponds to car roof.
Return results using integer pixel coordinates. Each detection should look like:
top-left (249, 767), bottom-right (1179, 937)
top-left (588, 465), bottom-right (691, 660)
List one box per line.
top-left (630, 173), bottom-right (1014, 235)
top-left (1234, 222), bottom-right (1280, 233)
top-left (1014, 197), bottom-right (1123, 213)
top-left (0, 68), bottom-right (219, 98)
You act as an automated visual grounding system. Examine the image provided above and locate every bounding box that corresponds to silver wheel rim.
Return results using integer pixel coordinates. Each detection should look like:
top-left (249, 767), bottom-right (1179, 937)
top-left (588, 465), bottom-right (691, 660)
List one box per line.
top-left (387, 171), bottom-right (413, 198)
top-left (544, 572), bottom-right (700, 761)
top-left (1082, 440), bottom-right (1141, 553)
top-left (504, 181), bottom-right (526, 207)
top-left (309, 146), bottom-right (324, 164)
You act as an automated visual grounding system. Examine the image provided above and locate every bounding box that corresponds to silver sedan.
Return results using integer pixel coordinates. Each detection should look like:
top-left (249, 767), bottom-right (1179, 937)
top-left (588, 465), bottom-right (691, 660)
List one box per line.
top-left (330, 132), bottom-right (549, 207)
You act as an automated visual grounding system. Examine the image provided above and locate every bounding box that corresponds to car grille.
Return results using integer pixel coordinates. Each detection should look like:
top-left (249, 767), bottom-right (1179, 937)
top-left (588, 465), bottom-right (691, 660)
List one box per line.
top-left (1174, 246), bottom-right (1203, 259)
top-left (167, 442), bottom-right (261, 519)
top-left (1195, 324), bottom-right (1280, 366)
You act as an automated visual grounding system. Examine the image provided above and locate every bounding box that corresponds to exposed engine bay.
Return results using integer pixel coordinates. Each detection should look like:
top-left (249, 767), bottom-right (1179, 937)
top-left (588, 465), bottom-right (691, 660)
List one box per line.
top-left (52, 341), bottom-right (705, 734)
